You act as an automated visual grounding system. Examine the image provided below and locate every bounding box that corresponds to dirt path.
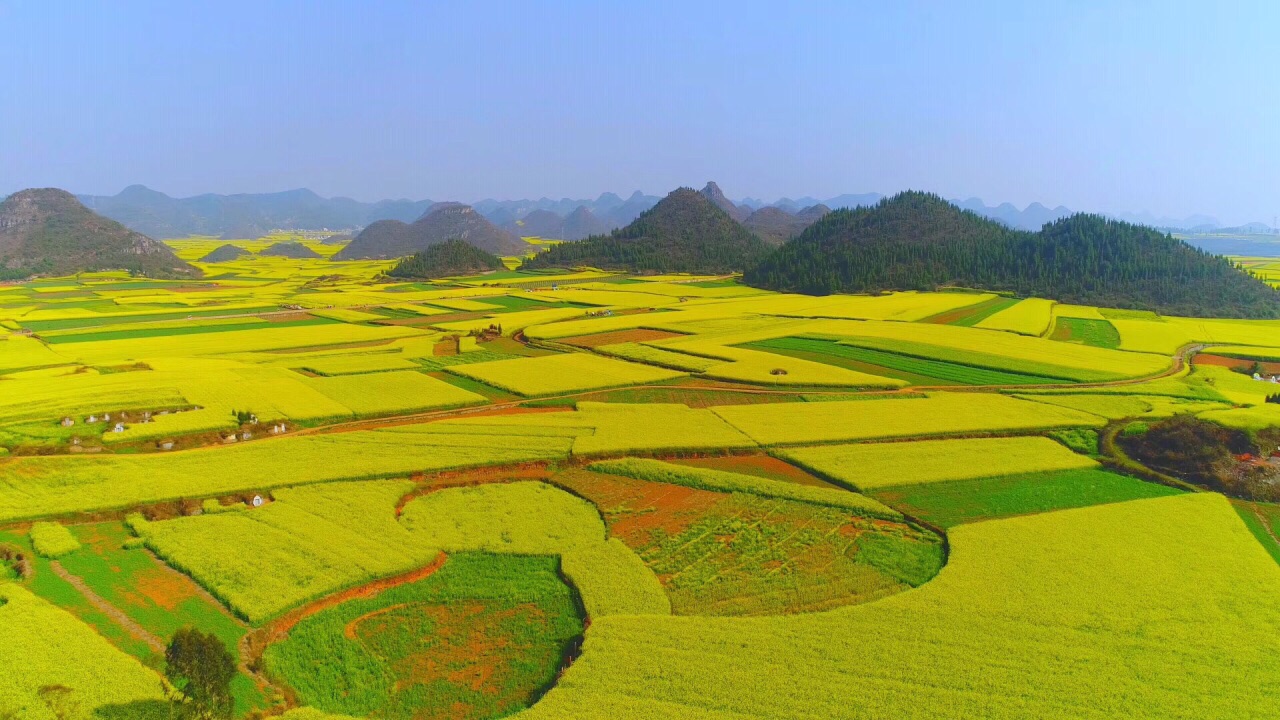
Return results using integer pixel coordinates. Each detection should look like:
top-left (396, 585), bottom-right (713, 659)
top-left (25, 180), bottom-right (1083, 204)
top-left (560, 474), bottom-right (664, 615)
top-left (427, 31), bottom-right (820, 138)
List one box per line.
top-left (1250, 506), bottom-right (1280, 547)
top-left (50, 560), bottom-right (165, 654)
top-left (239, 552), bottom-right (449, 697)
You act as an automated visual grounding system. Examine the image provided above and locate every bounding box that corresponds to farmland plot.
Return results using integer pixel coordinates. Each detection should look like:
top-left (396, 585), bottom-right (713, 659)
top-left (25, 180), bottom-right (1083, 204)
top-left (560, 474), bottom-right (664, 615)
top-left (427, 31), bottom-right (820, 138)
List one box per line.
top-left (775, 436), bottom-right (1100, 490)
top-left (0, 584), bottom-right (168, 720)
top-left (869, 468), bottom-right (1183, 527)
top-left (0, 427), bottom-right (572, 522)
top-left (713, 393), bottom-right (1105, 446)
top-left (973, 297), bottom-right (1055, 335)
top-left (447, 353), bottom-right (685, 396)
top-left (264, 553), bottom-right (584, 720)
top-left (554, 469), bottom-right (940, 616)
top-left (519, 494), bottom-right (1280, 720)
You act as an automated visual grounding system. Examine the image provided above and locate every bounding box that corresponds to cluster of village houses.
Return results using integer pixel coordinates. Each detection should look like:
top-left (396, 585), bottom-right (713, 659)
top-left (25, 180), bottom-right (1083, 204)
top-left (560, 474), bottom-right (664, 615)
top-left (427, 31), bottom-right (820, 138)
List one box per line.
top-left (58, 408), bottom-right (287, 450)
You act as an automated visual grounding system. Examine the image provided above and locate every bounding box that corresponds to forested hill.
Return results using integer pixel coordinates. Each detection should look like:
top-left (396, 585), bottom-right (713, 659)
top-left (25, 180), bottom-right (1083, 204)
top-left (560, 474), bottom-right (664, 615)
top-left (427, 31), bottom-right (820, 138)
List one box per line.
top-left (385, 239), bottom-right (505, 279)
top-left (335, 203), bottom-right (527, 259)
top-left (743, 192), bottom-right (1280, 319)
top-left (0, 189), bottom-right (199, 280)
top-left (521, 188), bottom-right (771, 274)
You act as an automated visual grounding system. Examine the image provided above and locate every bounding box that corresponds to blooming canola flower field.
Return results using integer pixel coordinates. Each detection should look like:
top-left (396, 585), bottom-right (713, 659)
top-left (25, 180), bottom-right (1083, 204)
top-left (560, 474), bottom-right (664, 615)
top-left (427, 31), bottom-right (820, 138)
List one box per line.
top-left (1, 250), bottom-right (1278, 719)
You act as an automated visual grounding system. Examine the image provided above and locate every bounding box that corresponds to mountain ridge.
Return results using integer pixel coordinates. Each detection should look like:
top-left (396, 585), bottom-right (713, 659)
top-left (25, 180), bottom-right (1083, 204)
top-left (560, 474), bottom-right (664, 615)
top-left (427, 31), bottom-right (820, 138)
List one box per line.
top-left (0, 188), bottom-right (199, 280)
top-left (521, 187), bottom-right (771, 274)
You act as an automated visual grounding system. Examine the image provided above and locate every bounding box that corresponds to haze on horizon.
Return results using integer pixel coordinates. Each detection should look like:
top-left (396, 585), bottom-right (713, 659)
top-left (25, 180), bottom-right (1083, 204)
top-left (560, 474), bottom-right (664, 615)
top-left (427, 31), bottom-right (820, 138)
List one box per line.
top-left (2, 1), bottom-right (1277, 226)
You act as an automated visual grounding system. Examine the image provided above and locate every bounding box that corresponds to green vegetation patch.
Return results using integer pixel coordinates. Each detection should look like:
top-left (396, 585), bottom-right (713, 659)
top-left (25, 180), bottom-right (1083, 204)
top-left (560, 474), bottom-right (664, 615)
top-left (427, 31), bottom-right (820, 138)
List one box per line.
top-left (1049, 317), bottom-right (1121, 348)
top-left (415, 349), bottom-right (523, 371)
top-left (868, 468), bottom-right (1182, 528)
top-left (748, 336), bottom-right (1066, 386)
top-left (19, 305), bottom-right (280, 332)
top-left (1233, 500), bottom-right (1280, 565)
top-left (43, 316), bottom-right (336, 344)
top-left (55, 522), bottom-right (266, 714)
top-left (264, 553), bottom-right (584, 720)
top-left (1048, 427), bottom-right (1100, 456)
top-left (921, 295), bottom-right (1020, 326)
top-left (835, 336), bottom-right (1100, 382)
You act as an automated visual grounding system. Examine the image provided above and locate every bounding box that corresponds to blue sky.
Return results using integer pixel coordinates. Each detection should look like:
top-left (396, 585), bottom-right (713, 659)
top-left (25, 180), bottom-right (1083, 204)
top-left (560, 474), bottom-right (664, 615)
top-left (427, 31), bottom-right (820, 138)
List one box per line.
top-left (2, 1), bottom-right (1277, 224)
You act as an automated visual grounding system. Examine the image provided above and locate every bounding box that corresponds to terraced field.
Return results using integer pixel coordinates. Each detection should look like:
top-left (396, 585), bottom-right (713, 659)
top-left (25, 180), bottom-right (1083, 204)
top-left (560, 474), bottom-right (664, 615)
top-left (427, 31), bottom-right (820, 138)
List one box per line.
top-left (2, 258), bottom-right (1278, 720)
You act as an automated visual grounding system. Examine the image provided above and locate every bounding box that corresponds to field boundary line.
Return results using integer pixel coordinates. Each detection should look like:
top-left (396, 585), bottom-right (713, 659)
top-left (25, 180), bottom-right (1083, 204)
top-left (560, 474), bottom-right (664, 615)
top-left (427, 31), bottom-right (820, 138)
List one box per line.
top-left (49, 560), bottom-right (165, 654)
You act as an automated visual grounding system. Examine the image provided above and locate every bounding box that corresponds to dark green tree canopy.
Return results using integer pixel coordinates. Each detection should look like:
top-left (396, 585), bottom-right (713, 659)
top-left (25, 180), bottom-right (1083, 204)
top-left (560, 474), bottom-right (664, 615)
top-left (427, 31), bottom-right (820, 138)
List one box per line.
top-left (165, 627), bottom-right (236, 719)
top-left (743, 191), bottom-right (1280, 319)
top-left (386, 238), bottom-right (506, 279)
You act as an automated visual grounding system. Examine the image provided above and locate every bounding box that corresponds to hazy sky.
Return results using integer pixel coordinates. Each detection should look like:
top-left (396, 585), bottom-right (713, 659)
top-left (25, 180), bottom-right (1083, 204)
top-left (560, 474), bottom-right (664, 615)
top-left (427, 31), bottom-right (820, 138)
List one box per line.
top-left (2, 1), bottom-right (1277, 224)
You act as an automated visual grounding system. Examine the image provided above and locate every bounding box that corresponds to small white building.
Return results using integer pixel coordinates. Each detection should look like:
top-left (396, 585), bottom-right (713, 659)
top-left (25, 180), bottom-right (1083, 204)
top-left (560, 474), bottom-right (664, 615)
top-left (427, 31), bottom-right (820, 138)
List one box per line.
top-left (112, 423), bottom-right (125, 433)
top-left (60, 417), bottom-right (74, 427)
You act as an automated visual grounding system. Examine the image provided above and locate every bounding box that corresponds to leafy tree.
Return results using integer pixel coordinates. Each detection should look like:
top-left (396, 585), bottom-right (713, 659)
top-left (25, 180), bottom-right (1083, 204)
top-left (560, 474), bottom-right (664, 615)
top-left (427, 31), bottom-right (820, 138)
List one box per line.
top-left (165, 628), bottom-right (235, 719)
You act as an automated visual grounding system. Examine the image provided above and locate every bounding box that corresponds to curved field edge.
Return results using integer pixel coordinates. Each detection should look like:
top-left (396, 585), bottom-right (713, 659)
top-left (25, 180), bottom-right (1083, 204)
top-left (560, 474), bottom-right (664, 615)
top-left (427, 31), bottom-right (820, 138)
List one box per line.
top-left (516, 494), bottom-right (1280, 720)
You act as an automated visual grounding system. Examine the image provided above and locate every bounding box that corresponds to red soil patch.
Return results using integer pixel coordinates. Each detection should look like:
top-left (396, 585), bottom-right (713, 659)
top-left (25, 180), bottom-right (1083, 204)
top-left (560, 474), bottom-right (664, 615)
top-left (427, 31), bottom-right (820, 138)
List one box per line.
top-left (396, 463), bottom-right (556, 515)
top-left (355, 601), bottom-right (548, 716)
top-left (263, 311), bottom-right (314, 323)
top-left (672, 454), bottom-right (840, 489)
top-left (559, 328), bottom-right (685, 348)
top-left (122, 566), bottom-right (200, 612)
top-left (1195, 353), bottom-right (1280, 374)
top-left (266, 553), bottom-right (447, 638)
top-left (553, 469), bottom-right (725, 545)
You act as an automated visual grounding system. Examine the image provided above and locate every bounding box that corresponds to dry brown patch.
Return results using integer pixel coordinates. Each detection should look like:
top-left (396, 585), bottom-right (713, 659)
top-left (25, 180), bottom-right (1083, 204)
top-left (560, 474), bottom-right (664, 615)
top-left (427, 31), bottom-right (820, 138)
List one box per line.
top-left (672, 454), bottom-right (840, 488)
top-left (553, 469), bottom-right (725, 545)
top-left (1195, 353), bottom-right (1280, 374)
top-left (124, 566), bottom-right (201, 612)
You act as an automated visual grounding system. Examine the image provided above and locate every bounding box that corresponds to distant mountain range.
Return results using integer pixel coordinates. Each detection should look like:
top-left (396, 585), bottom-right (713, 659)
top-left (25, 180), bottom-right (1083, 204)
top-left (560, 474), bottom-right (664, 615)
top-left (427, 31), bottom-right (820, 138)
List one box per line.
top-left (62, 184), bottom-right (1274, 240)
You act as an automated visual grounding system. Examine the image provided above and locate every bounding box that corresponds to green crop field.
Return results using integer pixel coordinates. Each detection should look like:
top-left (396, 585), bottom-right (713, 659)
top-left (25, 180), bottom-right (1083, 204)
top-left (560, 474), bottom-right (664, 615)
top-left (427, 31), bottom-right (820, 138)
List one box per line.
top-left (2, 258), bottom-right (1279, 720)
top-left (264, 553), bottom-right (583, 720)
top-left (868, 467), bottom-right (1184, 527)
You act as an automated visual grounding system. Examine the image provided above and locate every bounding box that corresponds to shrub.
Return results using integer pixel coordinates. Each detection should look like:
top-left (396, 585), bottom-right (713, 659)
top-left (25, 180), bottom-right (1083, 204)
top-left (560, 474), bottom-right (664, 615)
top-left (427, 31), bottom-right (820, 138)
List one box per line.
top-left (29, 523), bottom-right (81, 558)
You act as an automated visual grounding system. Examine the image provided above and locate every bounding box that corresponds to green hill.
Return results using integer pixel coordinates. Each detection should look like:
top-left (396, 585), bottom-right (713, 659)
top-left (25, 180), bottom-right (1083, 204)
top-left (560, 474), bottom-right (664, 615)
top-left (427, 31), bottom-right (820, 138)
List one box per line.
top-left (386, 239), bottom-right (505, 279)
top-left (335, 203), bottom-right (526, 259)
top-left (744, 191), bottom-right (1280, 318)
top-left (0, 189), bottom-right (199, 280)
top-left (521, 187), bottom-right (770, 274)
top-left (259, 241), bottom-right (322, 259)
top-left (198, 244), bottom-right (252, 262)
